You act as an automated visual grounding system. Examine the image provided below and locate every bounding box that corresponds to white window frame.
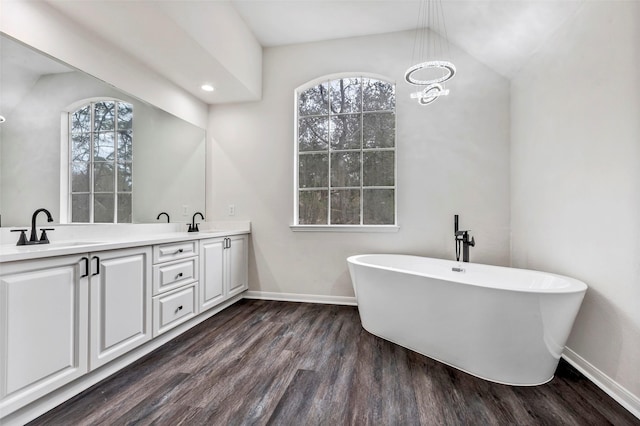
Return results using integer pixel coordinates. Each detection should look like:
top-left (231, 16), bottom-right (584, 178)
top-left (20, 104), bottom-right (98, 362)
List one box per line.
top-left (61, 98), bottom-right (133, 224)
top-left (291, 73), bottom-right (398, 232)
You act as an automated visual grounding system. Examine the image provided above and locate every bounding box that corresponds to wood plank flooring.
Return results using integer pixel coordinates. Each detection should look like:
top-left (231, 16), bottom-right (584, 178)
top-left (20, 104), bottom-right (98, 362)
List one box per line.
top-left (30, 300), bottom-right (639, 425)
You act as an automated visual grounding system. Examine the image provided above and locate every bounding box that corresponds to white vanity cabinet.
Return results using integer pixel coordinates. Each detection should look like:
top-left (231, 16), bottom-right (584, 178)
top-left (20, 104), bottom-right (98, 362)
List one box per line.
top-left (200, 234), bottom-right (248, 312)
top-left (226, 235), bottom-right (248, 297)
top-left (89, 247), bottom-right (152, 370)
top-left (152, 241), bottom-right (199, 336)
top-left (0, 228), bottom-right (249, 423)
top-left (0, 255), bottom-right (89, 416)
top-left (0, 247), bottom-right (152, 416)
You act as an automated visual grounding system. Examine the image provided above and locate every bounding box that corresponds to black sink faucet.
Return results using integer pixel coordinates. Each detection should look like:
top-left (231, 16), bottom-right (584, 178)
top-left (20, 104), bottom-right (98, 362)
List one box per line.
top-left (30, 208), bottom-right (54, 243)
top-left (188, 212), bottom-right (204, 232)
top-left (454, 214), bottom-right (475, 263)
top-left (157, 212), bottom-right (170, 223)
top-left (12, 208), bottom-right (55, 246)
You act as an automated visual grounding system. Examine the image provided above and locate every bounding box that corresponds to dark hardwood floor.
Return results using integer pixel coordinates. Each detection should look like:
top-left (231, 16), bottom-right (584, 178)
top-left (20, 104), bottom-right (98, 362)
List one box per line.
top-left (31, 300), bottom-right (639, 425)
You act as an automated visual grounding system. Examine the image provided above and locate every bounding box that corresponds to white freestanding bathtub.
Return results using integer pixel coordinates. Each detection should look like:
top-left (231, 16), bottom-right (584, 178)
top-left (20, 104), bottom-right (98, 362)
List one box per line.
top-left (347, 254), bottom-right (587, 386)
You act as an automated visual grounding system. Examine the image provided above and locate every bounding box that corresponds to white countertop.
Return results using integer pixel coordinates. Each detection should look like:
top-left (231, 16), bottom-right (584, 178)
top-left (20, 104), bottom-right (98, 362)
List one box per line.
top-left (0, 221), bottom-right (250, 263)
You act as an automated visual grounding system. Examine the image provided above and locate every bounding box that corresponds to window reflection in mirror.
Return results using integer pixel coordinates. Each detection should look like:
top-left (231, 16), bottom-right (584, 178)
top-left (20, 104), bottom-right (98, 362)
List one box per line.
top-left (69, 100), bottom-right (134, 223)
top-left (0, 35), bottom-right (205, 227)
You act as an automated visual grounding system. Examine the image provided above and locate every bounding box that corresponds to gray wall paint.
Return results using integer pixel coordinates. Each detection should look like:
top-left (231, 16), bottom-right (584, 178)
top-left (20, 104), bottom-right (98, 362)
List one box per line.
top-left (208, 29), bottom-right (511, 298)
top-left (511, 2), bottom-right (640, 401)
top-left (1, 0), bottom-right (208, 128)
top-left (0, 71), bottom-right (205, 226)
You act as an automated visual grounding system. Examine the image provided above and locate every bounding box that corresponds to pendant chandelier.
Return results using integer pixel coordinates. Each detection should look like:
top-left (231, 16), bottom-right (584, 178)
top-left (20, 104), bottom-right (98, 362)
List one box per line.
top-left (405, 0), bottom-right (456, 106)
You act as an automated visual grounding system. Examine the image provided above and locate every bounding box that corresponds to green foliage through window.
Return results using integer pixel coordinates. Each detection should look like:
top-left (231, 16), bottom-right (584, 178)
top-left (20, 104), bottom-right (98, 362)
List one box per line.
top-left (296, 76), bottom-right (396, 225)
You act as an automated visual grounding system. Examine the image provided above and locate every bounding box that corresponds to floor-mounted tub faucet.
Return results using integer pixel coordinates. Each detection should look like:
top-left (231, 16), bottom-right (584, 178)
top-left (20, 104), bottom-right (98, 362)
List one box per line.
top-left (454, 214), bottom-right (475, 262)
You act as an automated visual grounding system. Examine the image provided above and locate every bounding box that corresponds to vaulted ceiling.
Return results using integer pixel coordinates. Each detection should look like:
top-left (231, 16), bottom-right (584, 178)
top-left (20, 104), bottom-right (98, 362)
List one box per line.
top-left (232, 0), bottom-right (583, 76)
top-left (38, 1), bottom-right (584, 104)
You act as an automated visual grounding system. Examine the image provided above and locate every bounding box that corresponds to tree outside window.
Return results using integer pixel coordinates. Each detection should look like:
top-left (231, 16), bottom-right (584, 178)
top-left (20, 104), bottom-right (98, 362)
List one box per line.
top-left (69, 100), bottom-right (133, 223)
top-left (296, 76), bottom-right (396, 226)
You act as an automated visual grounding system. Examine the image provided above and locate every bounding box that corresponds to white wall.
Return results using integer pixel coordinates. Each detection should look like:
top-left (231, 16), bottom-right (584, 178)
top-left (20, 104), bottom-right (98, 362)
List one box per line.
top-left (511, 1), bottom-right (640, 409)
top-left (209, 30), bottom-right (511, 298)
top-left (0, 0), bottom-right (208, 129)
top-left (156, 1), bottom-right (263, 101)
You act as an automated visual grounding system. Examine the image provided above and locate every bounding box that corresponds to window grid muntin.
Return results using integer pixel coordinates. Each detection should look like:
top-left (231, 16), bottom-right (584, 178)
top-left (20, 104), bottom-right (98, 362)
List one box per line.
top-left (69, 100), bottom-right (133, 223)
top-left (302, 110), bottom-right (395, 120)
top-left (296, 76), bottom-right (396, 226)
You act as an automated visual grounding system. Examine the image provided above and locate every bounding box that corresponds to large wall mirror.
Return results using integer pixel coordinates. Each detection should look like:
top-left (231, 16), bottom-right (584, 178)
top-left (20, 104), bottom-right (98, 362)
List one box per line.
top-left (0, 34), bottom-right (206, 227)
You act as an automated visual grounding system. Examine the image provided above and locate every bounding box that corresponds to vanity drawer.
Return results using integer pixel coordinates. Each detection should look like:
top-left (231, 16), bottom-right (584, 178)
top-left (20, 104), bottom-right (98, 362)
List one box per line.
top-left (152, 257), bottom-right (198, 295)
top-left (153, 241), bottom-right (198, 263)
top-left (153, 284), bottom-right (197, 336)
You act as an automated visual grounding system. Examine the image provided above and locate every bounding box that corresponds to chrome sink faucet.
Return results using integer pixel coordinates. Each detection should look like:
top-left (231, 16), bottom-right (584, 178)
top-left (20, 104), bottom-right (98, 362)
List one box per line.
top-left (454, 214), bottom-right (475, 263)
top-left (11, 208), bottom-right (55, 246)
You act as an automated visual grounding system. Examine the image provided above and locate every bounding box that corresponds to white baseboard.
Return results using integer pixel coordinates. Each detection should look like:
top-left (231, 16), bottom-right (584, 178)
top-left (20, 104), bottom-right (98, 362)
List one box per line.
top-left (562, 347), bottom-right (640, 419)
top-left (244, 290), bottom-right (356, 306)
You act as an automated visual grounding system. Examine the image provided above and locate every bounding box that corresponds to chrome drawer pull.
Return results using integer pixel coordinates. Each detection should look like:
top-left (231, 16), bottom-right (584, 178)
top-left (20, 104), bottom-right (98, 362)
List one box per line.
top-left (175, 272), bottom-right (184, 280)
top-left (175, 305), bottom-right (183, 314)
top-left (174, 248), bottom-right (184, 254)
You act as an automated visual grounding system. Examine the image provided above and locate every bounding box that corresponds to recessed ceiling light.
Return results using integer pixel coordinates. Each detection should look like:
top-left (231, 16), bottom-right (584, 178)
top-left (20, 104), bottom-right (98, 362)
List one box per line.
top-left (201, 84), bottom-right (215, 92)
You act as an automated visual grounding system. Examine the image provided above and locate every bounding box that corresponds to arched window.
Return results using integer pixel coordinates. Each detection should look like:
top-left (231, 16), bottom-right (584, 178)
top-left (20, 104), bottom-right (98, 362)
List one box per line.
top-left (294, 75), bottom-right (396, 227)
top-left (68, 100), bottom-right (133, 223)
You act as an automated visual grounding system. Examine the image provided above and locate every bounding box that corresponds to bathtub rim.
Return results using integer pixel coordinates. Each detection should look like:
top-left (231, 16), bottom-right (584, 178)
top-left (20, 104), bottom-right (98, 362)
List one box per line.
top-left (347, 254), bottom-right (587, 294)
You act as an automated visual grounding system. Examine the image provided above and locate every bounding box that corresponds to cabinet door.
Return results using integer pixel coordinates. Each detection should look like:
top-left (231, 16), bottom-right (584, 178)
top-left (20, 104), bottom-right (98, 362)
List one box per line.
top-left (227, 235), bottom-right (248, 297)
top-left (200, 238), bottom-right (225, 312)
top-left (89, 247), bottom-right (152, 370)
top-left (0, 255), bottom-right (88, 416)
